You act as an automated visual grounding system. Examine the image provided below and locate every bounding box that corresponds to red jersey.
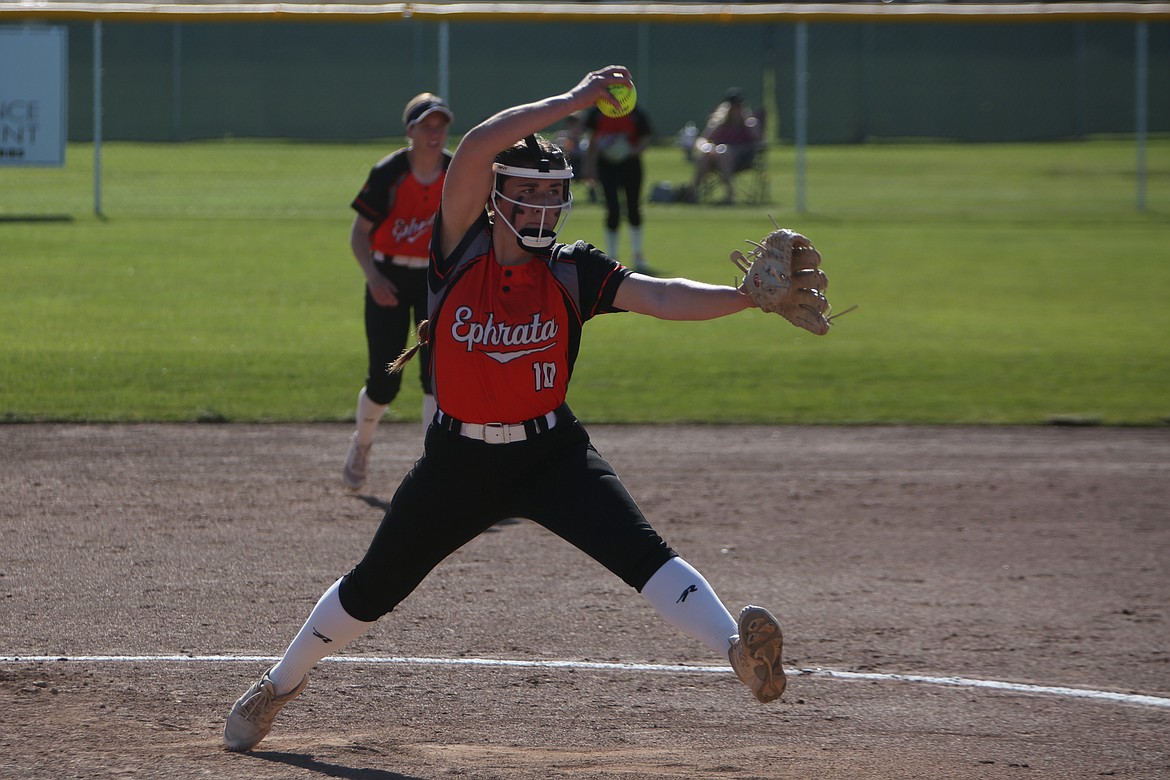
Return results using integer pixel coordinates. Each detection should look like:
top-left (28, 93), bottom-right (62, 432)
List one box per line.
top-left (427, 211), bottom-right (630, 424)
top-left (585, 107), bottom-right (652, 145)
top-left (351, 148), bottom-right (452, 258)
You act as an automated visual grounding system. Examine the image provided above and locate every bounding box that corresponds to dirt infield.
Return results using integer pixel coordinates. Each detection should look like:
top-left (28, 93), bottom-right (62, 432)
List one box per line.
top-left (2, 423), bottom-right (1168, 780)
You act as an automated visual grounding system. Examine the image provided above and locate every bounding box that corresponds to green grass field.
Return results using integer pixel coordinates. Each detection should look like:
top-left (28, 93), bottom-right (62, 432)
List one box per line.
top-left (2, 139), bottom-right (1168, 424)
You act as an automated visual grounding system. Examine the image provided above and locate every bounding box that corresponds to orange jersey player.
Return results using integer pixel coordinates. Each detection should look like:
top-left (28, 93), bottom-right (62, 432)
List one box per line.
top-left (341, 93), bottom-right (453, 492)
top-left (224, 68), bottom-right (787, 755)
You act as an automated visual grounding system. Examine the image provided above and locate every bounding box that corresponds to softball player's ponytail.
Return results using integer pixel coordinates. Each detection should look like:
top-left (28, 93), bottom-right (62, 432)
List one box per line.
top-left (387, 320), bottom-right (430, 374)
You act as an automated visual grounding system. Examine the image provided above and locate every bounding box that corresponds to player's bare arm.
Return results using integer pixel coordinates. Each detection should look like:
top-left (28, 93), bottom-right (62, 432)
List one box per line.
top-left (439, 65), bottom-right (634, 258)
top-left (349, 214), bottom-right (399, 307)
top-left (613, 273), bottom-right (756, 321)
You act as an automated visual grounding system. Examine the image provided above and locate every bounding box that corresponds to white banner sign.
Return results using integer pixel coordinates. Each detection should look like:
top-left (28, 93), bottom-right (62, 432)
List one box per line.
top-left (0, 26), bottom-right (68, 167)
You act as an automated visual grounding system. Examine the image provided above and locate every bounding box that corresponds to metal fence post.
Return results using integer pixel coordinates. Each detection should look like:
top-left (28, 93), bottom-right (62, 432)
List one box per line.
top-left (93, 19), bottom-right (103, 218)
top-left (171, 22), bottom-right (181, 142)
top-left (439, 21), bottom-right (449, 103)
top-left (1135, 21), bottom-right (1148, 212)
top-left (795, 21), bottom-right (808, 215)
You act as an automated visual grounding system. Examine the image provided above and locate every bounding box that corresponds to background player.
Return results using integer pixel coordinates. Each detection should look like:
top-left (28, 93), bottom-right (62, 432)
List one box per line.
top-left (343, 93), bottom-right (453, 491)
top-left (224, 66), bottom-right (785, 753)
top-left (584, 100), bottom-right (653, 272)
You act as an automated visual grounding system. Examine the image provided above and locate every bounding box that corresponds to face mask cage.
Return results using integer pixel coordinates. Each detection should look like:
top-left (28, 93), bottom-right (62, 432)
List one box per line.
top-left (490, 135), bottom-right (574, 253)
top-left (490, 165), bottom-right (575, 251)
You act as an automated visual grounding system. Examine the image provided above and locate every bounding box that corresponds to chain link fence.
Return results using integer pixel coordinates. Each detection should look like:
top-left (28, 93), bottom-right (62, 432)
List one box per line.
top-left (2, 7), bottom-right (1167, 217)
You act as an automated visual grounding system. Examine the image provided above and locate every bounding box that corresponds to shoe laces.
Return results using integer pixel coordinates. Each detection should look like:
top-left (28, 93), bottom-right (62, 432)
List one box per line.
top-left (239, 680), bottom-right (276, 720)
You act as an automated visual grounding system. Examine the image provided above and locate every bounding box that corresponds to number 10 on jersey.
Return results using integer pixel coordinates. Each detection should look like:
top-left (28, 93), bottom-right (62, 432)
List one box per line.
top-left (533, 362), bottom-right (557, 391)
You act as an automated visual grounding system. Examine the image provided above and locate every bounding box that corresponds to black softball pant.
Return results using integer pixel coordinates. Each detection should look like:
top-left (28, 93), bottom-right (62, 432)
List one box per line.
top-left (364, 262), bottom-right (431, 404)
top-left (597, 156), bottom-right (644, 231)
top-left (338, 410), bottom-right (677, 621)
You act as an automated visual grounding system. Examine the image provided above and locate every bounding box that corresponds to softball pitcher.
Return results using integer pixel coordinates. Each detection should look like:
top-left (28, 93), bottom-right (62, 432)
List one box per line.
top-left (225, 67), bottom-right (786, 753)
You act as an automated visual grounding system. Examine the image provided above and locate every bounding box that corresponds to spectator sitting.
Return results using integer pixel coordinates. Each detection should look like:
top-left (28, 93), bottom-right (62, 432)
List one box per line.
top-left (690, 88), bottom-right (762, 205)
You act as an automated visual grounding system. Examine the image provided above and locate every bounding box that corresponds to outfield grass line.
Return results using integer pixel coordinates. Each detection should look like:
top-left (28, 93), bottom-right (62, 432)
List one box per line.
top-left (2, 654), bottom-right (1166, 710)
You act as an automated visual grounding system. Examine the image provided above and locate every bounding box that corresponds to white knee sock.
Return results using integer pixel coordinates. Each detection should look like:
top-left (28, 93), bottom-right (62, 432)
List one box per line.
top-left (629, 226), bottom-right (645, 268)
top-left (268, 578), bottom-right (373, 694)
top-left (640, 557), bottom-right (738, 656)
top-left (421, 393), bottom-right (437, 436)
top-left (355, 387), bottom-right (387, 446)
top-left (605, 228), bottom-right (619, 260)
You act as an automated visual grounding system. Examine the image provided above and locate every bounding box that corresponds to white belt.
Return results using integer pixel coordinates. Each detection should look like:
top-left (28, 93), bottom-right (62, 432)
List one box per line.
top-left (437, 410), bottom-right (557, 444)
top-left (373, 251), bottom-right (428, 269)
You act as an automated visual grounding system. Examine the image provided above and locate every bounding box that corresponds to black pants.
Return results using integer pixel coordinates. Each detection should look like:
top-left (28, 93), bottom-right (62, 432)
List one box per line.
top-left (338, 409), bottom-right (677, 621)
top-left (364, 262), bottom-right (430, 404)
top-left (597, 156), bottom-right (644, 232)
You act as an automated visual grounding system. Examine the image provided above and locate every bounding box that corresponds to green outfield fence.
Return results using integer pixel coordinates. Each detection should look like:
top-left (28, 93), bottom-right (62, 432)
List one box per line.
top-left (1, 2), bottom-right (1168, 217)
top-left (2, 2), bottom-right (1168, 144)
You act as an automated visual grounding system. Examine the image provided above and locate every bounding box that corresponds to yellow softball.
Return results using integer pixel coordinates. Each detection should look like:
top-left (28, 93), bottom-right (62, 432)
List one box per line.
top-left (597, 82), bottom-right (637, 118)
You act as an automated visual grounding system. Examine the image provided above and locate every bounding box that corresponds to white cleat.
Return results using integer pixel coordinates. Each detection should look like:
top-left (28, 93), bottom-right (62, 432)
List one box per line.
top-left (342, 434), bottom-right (371, 491)
top-left (223, 668), bottom-right (308, 752)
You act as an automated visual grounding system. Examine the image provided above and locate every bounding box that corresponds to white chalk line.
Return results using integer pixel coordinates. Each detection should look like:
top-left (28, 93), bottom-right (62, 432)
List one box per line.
top-left (2, 654), bottom-right (1167, 710)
